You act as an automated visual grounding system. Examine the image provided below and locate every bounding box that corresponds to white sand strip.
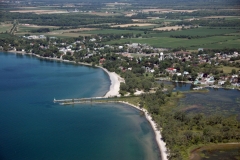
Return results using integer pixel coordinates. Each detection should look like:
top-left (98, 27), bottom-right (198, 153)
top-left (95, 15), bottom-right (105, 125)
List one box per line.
top-left (100, 67), bottom-right (123, 98)
top-left (118, 101), bottom-right (168, 160)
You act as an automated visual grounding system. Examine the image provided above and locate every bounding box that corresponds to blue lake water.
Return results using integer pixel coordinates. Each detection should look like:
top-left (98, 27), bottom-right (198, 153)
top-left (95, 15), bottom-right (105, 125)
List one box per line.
top-left (0, 52), bottom-right (160, 160)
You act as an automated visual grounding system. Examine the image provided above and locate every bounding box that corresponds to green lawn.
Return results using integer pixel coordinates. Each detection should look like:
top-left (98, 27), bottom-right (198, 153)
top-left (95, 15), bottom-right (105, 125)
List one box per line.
top-left (218, 66), bottom-right (240, 74)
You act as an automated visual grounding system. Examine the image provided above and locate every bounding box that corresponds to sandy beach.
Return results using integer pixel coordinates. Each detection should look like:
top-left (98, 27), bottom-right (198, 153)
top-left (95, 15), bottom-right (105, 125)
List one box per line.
top-left (118, 101), bottom-right (168, 160)
top-left (99, 67), bottom-right (124, 98)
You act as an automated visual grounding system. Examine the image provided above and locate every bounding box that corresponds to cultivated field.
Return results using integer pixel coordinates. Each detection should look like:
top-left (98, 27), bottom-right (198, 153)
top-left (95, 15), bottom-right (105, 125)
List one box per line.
top-left (82, 29), bottom-right (143, 35)
top-left (105, 2), bottom-right (131, 6)
top-left (0, 23), bottom-right (12, 33)
top-left (48, 28), bottom-right (98, 35)
top-left (141, 9), bottom-right (197, 13)
top-left (125, 13), bottom-right (137, 17)
top-left (111, 23), bottom-right (155, 27)
top-left (153, 25), bottom-right (191, 31)
top-left (16, 24), bottom-right (58, 33)
top-left (19, 24), bottom-right (58, 28)
top-left (10, 10), bottom-right (68, 14)
top-left (15, 26), bottom-right (97, 37)
top-left (151, 27), bottom-right (240, 37)
top-left (202, 16), bottom-right (240, 19)
top-left (106, 35), bottom-right (240, 49)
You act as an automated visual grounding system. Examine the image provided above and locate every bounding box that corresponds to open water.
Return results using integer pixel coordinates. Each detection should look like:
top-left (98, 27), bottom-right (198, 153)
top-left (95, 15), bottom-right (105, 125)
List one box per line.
top-left (0, 52), bottom-right (160, 160)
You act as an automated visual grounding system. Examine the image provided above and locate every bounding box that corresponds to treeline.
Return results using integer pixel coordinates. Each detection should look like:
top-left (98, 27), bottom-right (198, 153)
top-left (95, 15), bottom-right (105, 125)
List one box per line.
top-left (170, 35), bottom-right (207, 39)
top-left (31, 28), bottom-right (50, 33)
top-left (99, 33), bottom-right (135, 42)
top-left (0, 12), bottom-right (132, 26)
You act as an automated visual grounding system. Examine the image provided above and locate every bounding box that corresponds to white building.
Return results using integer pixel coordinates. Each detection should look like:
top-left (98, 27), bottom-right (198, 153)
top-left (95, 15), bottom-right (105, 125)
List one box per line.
top-left (159, 52), bottom-right (164, 61)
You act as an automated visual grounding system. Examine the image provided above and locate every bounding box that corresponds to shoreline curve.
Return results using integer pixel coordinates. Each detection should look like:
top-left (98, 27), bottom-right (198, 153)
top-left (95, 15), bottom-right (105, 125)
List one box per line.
top-left (6, 50), bottom-right (168, 160)
top-left (118, 101), bottom-right (168, 160)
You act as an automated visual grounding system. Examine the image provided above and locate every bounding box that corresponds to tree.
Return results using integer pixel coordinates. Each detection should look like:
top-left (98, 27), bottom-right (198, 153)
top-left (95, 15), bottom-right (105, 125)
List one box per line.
top-left (231, 69), bottom-right (236, 74)
top-left (172, 74), bottom-right (177, 81)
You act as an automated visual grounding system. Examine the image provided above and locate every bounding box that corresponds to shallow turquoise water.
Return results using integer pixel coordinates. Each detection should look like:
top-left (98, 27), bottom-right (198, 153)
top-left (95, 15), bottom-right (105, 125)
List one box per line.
top-left (0, 52), bottom-right (160, 160)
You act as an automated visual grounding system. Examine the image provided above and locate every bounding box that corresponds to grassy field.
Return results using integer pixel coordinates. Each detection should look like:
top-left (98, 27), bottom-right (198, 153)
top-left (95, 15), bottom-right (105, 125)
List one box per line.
top-left (0, 23), bottom-right (12, 33)
top-left (102, 27), bottom-right (240, 49)
top-left (202, 38), bottom-right (240, 49)
top-left (218, 66), bottom-right (240, 74)
top-left (150, 27), bottom-right (240, 37)
top-left (82, 29), bottom-right (144, 35)
top-left (15, 32), bottom-right (91, 38)
top-left (106, 35), bottom-right (240, 49)
top-left (17, 25), bottom-right (59, 33)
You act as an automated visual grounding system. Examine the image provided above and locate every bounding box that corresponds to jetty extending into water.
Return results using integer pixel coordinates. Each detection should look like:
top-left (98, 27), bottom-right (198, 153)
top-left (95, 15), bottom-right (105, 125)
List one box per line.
top-left (53, 97), bottom-right (112, 105)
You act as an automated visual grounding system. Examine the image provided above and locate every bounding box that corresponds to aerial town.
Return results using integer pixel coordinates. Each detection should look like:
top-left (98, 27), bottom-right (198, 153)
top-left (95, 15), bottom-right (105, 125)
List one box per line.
top-left (3, 33), bottom-right (240, 92)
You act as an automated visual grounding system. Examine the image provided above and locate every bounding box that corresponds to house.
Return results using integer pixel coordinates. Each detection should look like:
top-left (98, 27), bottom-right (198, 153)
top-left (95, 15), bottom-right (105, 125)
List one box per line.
top-left (90, 38), bottom-right (96, 42)
top-left (39, 35), bottom-right (46, 39)
top-left (176, 73), bottom-right (181, 76)
top-left (119, 46), bottom-right (123, 49)
top-left (129, 43), bottom-right (139, 48)
top-left (166, 68), bottom-right (176, 73)
top-left (99, 58), bottom-right (106, 64)
top-left (218, 81), bottom-right (225, 85)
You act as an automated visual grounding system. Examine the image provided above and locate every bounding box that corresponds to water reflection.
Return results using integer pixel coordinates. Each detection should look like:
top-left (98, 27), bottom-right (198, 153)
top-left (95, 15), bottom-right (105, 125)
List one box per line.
top-left (158, 80), bottom-right (195, 91)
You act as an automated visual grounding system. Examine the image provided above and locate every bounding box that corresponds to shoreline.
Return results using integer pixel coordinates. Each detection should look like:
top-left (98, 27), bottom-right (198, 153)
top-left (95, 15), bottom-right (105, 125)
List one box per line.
top-left (7, 51), bottom-right (123, 97)
top-left (117, 101), bottom-right (168, 160)
top-left (60, 100), bottom-right (169, 160)
top-left (6, 50), bottom-right (168, 160)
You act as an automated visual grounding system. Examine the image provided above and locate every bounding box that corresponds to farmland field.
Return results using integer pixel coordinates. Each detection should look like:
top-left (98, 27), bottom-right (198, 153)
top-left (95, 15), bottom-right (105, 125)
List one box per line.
top-left (10, 9), bottom-right (68, 14)
top-left (111, 23), bottom-right (155, 27)
top-left (17, 24), bottom-right (59, 33)
top-left (150, 27), bottom-right (240, 37)
top-left (106, 35), bottom-right (240, 49)
top-left (0, 23), bottom-right (12, 33)
top-left (153, 25), bottom-right (191, 31)
top-left (82, 29), bottom-right (144, 35)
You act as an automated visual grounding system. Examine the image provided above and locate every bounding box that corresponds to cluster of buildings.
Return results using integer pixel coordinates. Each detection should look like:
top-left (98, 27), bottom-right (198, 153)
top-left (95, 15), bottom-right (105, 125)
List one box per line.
top-left (6, 33), bottom-right (240, 88)
top-left (23, 35), bottom-right (46, 40)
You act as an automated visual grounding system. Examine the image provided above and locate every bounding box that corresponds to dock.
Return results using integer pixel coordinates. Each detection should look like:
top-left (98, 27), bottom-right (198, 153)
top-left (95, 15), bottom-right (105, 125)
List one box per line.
top-left (53, 97), bottom-right (110, 104)
top-left (192, 86), bottom-right (203, 90)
